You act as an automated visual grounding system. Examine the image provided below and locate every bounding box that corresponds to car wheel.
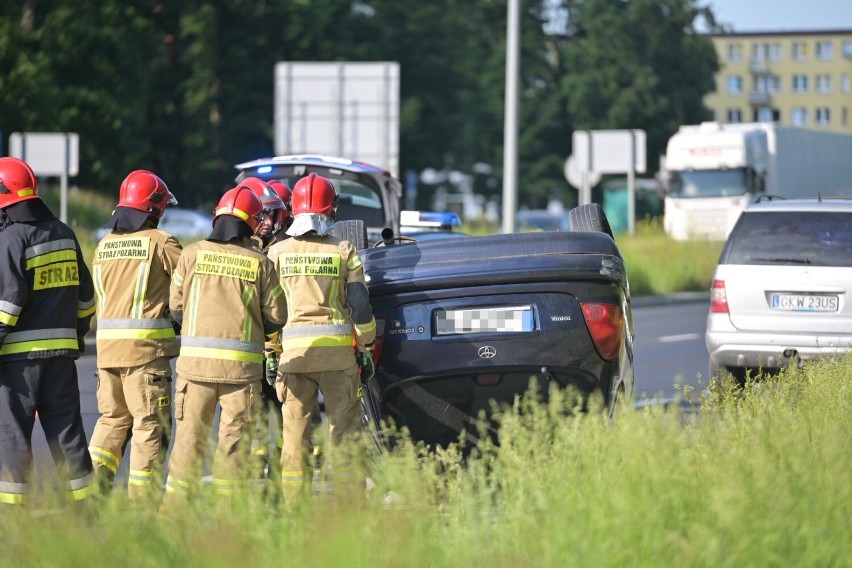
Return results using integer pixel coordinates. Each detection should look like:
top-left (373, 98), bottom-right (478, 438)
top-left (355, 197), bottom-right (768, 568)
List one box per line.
top-left (331, 219), bottom-right (368, 250)
top-left (568, 203), bottom-right (614, 239)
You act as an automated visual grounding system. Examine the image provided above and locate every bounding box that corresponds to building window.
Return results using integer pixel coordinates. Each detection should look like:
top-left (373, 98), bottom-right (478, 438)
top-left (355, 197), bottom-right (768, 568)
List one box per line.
top-left (842, 74), bottom-right (849, 94)
top-left (727, 75), bottom-right (743, 94)
top-left (768, 75), bottom-right (781, 94)
top-left (792, 41), bottom-right (808, 60)
top-left (791, 107), bottom-right (808, 126)
top-left (792, 74), bottom-right (809, 93)
top-left (816, 107), bottom-right (831, 125)
top-left (754, 108), bottom-right (780, 123)
top-left (843, 107), bottom-right (848, 127)
top-left (816, 74), bottom-right (832, 94)
top-left (727, 108), bottom-right (743, 123)
top-left (728, 43), bottom-right (742, 62)
top-left (768, 42), bottom-right (781, 61)
top-left (816, 40), bottom-right (833, 60)
top-left (752, 42), bottom-right (782, 61)
top-left (754, 74), bottom-right (782, 94)
top-left (843, 40), bottom-right (852, 58)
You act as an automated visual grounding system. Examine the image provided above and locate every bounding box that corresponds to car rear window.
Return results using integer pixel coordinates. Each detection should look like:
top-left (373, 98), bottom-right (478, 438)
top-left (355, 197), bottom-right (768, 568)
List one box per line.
top-left (725, 211), bottom-right (852, 267)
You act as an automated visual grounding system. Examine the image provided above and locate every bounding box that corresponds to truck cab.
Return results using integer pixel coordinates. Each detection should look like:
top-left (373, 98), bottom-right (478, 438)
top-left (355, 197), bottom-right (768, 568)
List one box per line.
top-left (661, 122), bottom-right (768, 241)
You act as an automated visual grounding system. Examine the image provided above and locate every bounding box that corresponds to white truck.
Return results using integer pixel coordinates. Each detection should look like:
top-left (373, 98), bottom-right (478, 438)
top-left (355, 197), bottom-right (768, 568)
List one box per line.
top-left (660, 121), bottom-right (852, 241)
top-left (273, 61), bottom-right (400, 177)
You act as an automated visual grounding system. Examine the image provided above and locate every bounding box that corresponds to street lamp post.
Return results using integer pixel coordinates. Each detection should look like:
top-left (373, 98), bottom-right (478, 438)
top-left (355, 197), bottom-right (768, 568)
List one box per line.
top-left (501, 0), bottom-right (520, 234)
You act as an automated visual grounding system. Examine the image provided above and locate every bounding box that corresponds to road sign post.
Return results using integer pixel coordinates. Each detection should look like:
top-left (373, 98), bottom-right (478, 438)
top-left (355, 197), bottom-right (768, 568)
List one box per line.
top-left (9, 132), bottom-right (79, 224)
top-left (567, 129), bottom-right (646, 233)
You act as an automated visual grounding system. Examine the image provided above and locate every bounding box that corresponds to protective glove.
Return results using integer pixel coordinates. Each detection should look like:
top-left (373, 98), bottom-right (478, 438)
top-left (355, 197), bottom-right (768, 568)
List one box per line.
top-left (274, 378), bottom-right (287, 403)
top-left (78, 336), bottom-right (86, 355)
top-left (357, 351), bottom-right (375, 385)
top-left (265, 352), bottom-right (279, 386)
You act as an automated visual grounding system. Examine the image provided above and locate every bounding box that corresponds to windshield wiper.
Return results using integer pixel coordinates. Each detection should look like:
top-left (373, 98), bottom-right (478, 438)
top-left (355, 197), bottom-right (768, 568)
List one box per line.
top-left (750, 257), bottom-right (812, 264)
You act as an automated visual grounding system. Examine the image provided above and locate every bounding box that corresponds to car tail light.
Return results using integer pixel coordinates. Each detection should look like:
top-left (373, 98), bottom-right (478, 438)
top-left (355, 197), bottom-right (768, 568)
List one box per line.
top-left (580, 302), bottom-right (625, 362)
top-left (710, 279), bottom-right (728, 313)
top-left (371, 318), bottom-right (387, 366)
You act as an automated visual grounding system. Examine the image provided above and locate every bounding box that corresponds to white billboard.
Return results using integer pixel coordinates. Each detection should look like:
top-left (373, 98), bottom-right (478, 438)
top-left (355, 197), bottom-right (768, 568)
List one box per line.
top-left (9, 132), bottom-right (79, 177)
top-left (274, 62), bottom-right (400, 176)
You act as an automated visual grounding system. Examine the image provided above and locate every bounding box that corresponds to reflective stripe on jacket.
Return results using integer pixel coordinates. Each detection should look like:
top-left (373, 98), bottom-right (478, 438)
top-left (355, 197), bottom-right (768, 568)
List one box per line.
top-left (268, 234), bottom-right (376, 373)
top-left (0, 218), bottom-right (94, 360)
top-left (92, 228), bottom-right (182, 367)
top-left (170, 239), bottom-right (286, 384)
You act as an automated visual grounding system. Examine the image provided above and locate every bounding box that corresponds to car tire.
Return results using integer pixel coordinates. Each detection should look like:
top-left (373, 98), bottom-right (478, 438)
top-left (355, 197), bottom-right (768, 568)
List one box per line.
top-left (331, 219), bottom-right (368, 250)
top-left (568, 203), bottom-right (614, 239)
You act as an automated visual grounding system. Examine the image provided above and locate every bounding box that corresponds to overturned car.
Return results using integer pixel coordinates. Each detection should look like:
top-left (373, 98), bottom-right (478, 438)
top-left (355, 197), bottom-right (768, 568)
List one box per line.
top-left (356, 205), bottom-right (635, 449)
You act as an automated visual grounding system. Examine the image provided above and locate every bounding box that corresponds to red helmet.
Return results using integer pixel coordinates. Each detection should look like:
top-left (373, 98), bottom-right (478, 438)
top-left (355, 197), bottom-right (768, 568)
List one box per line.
top-left (291, 173), bottom-right (338, 218)
top-left (239, 177), bottom-right (285, 212)
top-left (118, 170), bottom-right (177, 219)
top-left (267, 179), bottom-right (293, 229)
top-left (0, 157), bottom-right (39, 209)
top-left (215, 184), bottom-right (265, 232)
top-left (267, 180), bottom-right (292, 210)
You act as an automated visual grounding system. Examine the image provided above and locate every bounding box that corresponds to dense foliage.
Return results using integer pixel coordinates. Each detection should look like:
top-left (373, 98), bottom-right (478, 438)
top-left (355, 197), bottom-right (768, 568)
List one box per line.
top-left (0, 0), bottom-right (718, 209)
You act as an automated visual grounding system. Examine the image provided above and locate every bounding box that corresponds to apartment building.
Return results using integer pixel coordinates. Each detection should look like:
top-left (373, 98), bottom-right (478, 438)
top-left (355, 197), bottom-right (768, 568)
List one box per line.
top-left (705, 30), bottom-right (852, 132)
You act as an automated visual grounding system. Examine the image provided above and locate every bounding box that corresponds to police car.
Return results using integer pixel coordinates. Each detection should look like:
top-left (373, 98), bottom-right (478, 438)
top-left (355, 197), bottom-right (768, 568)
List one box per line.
top-left (234, 155), bottom-right (402, 248)
top-left (398, 210), bottom-right (467, 241)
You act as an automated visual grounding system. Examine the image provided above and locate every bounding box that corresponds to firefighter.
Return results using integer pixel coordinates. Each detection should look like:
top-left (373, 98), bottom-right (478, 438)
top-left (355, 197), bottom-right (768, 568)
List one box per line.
top-left (88, 170), bottom-right (182, 499)
top-left (161, 184), bottom-right (286, 511)
top-left (0, 157), bottom-right (98, 506)
top-left (266, 179), bottom-right (294, 240)
top-left (240, 177), bottom-right (288, 254)
top-left (267, 173), bottom-right (376, 506)
top-left (240, 177), bottom-right (289, 478)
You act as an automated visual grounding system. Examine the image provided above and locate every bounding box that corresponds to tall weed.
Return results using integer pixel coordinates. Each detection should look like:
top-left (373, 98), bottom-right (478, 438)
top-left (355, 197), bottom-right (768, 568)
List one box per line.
top-left (3, 354), bottom-right (849, 566)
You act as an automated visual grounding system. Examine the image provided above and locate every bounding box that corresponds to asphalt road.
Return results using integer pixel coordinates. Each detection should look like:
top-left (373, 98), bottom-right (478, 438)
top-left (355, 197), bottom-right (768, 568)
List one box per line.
top-left (631, 293), bottom-right (711, 401)
top-left (31, 293), bottom-right (712, 485)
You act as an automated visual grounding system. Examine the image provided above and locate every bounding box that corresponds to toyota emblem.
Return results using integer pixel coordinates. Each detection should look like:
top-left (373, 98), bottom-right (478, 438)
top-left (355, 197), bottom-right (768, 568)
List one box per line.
top-left (477, 345), bottom-right (497, 359)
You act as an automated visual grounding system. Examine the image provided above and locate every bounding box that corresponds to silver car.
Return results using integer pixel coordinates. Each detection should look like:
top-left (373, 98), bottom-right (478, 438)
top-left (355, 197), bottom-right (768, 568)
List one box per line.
top-left (234, 154), bottom-right (402, 247)
top-left (705, 198), bottom-right (852, 382)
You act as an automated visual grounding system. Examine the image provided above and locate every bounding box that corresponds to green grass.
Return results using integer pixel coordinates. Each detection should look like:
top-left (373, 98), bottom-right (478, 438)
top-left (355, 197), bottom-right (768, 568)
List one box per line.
top-left (3, 354), bottom-right (849, 566)
top-left (615, 218), bottom-right (724, 296)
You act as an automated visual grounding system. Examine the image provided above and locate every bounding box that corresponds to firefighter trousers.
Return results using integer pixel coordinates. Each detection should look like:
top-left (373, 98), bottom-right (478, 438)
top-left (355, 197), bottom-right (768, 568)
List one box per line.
top-left (0, 357), bottom-right (97, 506)
top-left (89, 358), bottom-right (172, 498)
top-left (162, 378), bottom-right (258, 508)
top-left (250, 379), bottom-right (284, 479)
top-left (279, 364), bottom-right (365, 506)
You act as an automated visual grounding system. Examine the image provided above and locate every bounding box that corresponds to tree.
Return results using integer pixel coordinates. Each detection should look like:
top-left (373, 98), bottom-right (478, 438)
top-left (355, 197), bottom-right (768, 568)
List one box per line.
top-left (0, 1), bottom-right (170, 193)
top-left (0, 0), bottom-right (719, 215)
top-left (554, 0), bottom-right (718, 196)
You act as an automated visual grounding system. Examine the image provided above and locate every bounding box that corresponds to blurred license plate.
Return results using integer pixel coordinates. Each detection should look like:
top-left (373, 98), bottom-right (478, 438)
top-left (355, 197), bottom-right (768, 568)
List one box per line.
top-left (771, 294), bottom-right (838, 312)
top-left (435, 305), bottom-right (535, 335)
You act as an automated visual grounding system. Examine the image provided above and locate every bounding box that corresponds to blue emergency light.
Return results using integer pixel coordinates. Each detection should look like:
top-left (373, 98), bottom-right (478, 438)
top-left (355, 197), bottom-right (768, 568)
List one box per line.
top-left (400, 210), bottom-right (462, 229)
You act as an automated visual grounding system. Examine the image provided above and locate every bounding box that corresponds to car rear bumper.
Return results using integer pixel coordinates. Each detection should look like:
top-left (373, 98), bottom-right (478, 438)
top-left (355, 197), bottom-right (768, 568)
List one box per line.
top-left (706, 328), bottom-right (852, 370)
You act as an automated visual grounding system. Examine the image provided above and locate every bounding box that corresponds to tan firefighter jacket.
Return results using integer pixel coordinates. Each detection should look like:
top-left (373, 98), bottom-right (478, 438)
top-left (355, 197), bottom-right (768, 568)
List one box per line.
top-left (267, 233), bottom-right (375, 373)
top-left (170, 238), bottom-right (286, 384)
top-left (252, 233), bottom-right (285, 356)
top-left (92, 227), bottom-right (182, 367)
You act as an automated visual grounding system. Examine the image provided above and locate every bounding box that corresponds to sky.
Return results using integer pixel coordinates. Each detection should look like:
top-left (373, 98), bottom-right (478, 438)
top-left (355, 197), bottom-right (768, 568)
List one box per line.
top-left (705, 0), bottom-right (852, 32)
